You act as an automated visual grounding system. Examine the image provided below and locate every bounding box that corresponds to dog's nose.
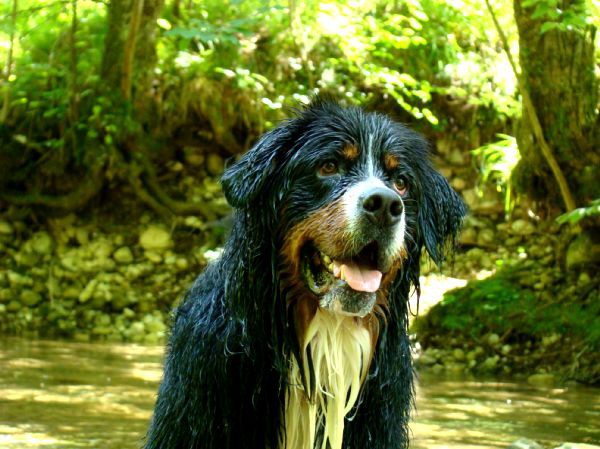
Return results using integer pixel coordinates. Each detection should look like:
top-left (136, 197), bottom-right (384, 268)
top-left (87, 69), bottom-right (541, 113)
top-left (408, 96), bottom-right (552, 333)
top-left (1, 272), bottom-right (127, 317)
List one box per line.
top-left (360, 187), bottom-right (403, 226)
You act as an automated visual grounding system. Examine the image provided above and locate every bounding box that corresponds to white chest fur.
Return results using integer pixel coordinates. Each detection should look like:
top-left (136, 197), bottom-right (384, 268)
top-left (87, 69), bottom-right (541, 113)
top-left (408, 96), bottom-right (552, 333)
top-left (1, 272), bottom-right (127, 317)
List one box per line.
top-left (281, 309), bottom-right (372, 449)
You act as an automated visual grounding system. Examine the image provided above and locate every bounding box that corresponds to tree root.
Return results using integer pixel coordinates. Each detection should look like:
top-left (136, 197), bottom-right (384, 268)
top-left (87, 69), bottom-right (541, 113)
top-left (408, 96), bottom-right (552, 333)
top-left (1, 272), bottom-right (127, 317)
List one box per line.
top-left (0, 162), bottom-right (105, 211)
top-left (134, 153), bottom-right (226, 221)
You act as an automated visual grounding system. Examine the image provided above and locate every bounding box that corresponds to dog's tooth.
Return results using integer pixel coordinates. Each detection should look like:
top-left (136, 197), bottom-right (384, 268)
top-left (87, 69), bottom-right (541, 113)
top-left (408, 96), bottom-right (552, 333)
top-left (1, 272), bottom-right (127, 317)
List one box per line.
top-left (327, 263), bottom-right (333, 272)
top-left (322, 254), bottom-right (331, 265)
top-left (333, 261), bottom-right (341, 278)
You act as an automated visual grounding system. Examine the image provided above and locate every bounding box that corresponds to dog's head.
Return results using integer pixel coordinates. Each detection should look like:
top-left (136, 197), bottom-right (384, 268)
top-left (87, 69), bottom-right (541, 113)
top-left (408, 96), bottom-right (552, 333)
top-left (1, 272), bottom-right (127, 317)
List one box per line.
top-left (222, 101), bottom-right (465, 318)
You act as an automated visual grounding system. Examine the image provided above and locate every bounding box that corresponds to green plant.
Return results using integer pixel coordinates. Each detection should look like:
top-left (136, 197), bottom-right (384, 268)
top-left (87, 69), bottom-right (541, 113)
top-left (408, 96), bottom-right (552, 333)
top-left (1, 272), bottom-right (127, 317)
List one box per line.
top-left (556, 199), bottom-right (600, 225)
top-left (471, 134), bottom-right (520, 213)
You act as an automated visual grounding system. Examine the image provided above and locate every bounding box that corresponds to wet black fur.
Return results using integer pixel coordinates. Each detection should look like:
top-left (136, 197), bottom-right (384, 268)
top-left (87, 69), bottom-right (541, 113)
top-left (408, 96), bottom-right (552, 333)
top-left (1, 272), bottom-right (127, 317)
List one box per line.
top-left (144, 101), bottom-right (466, 449)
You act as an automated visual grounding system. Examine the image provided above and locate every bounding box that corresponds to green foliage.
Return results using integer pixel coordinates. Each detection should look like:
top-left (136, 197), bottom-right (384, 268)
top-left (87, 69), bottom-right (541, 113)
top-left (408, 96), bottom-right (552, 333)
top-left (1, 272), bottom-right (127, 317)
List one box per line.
top-left (0, 0), bottom-right (522, 186)
top-left (472, 134), bottom-right (520, 213)
top-left (556, 199), bottom-right (600, 225)
top-left (521, 0), bottom-right (593, 34)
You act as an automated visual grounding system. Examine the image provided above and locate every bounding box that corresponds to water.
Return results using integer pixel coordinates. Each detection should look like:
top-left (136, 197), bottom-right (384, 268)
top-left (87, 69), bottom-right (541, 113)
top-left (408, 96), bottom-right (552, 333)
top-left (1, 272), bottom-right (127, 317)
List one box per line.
top-left (1, 338), bottom-right (598, 449)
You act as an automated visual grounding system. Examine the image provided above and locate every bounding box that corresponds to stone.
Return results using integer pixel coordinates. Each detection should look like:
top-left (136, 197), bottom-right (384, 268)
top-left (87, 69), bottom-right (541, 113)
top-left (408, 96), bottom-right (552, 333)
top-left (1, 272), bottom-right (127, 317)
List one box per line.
top-left (506, 438), bottom-right (544, 449)
top-left (477, 228), bottom-right (496, 245)
top-left (29, 232), bottom-right (54, 255)
top-left (139, 226), bottom-right (173, 251)
top-left (451, 177), bottom-right (467, 191)
top-left (481, 355), bottom-right (499, 370)
top-left (449, 149), bottom-right (466, 165)
top-left (462, 189), bottom-right (479, 209)
top-left (113, 247), bottom-right (134, 264)
top-left (511, 219), bottom-right (536, 236)
top-left (487, 333), bottom-right (500, 346)
top-left (553, 444), bottom-right (600, 449)
top-left (206, 153), bottom-right (225, 176)
top-left (0, 220), bottom-right (14, 235)
top-left (20, 289), bottom-right (42, 306)
top-left (452, 348), bottom-right (466, 361)
top-left (527, 373), bottom-right (556, 388)
top-left (459, 227), bottom-right (478, 245)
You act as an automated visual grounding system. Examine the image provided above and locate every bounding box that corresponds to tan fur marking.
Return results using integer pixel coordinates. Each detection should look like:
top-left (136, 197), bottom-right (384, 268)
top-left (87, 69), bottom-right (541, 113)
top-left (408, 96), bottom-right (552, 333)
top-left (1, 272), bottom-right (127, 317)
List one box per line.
top-left (341, 143), bottom-right (359, 160)
top-left (384, 153), bottom-right (400, 171)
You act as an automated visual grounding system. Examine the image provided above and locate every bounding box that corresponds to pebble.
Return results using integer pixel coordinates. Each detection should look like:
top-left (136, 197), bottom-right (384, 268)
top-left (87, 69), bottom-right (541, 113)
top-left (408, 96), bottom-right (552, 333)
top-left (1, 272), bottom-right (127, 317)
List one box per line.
top-left (487, 333), bottom-right (500, 346)
top-left (20, 290), bottom-right (42, 306)
top-left (139, 226), bottom-right (173, 251)
top-left (511, 219), bottom-right (535, 236)
top-left (0, 220), bottom-right (14, 235)
top-left (527, 373), bottom-right (556, 388)
top-left (506, 438), bottom-right (544, 449)
top-left (113, 247), bottom-right (134, 264)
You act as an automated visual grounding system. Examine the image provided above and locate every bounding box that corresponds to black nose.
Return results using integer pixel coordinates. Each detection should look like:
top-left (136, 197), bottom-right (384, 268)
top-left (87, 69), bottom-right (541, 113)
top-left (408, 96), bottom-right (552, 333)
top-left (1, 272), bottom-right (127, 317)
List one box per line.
top-left (360, 187), bottom-right (403, 226)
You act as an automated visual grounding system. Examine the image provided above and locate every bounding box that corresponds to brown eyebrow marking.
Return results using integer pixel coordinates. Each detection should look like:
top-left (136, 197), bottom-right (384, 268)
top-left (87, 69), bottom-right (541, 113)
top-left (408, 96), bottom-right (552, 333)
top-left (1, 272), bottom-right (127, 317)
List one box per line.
top-left (341, 143), bottom-right (359, 160)
top-left (384, 153), bottom-right (400, 170)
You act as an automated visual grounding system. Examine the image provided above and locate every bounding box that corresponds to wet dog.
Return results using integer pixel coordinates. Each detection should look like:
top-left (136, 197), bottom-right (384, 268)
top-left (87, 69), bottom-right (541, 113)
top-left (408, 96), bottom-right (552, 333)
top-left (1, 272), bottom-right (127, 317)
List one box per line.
top-left (144, 100), bottom-right (465, 449)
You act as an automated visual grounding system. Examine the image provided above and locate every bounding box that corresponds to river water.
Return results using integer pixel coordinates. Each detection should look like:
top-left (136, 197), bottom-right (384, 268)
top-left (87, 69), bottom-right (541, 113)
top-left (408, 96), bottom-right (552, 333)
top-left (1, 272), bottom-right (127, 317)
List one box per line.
top-left (1, 337), bottom-right (598, 449)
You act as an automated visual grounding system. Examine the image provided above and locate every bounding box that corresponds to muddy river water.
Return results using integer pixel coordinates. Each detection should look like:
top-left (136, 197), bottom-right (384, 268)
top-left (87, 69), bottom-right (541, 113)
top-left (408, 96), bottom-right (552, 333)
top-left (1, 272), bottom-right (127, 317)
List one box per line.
top-left (1, 338), bottom-right (598, 449)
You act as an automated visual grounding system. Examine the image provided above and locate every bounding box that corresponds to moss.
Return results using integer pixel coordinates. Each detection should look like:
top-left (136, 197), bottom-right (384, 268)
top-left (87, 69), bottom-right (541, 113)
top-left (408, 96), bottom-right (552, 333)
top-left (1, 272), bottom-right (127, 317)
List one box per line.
top-left (414, 268), bottom-right (600, 350)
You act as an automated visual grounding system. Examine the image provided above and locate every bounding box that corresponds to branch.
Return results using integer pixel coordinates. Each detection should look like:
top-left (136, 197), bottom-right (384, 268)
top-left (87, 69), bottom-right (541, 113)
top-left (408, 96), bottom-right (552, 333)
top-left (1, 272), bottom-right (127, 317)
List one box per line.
top-left (485, 0), bottom-right (577, 212)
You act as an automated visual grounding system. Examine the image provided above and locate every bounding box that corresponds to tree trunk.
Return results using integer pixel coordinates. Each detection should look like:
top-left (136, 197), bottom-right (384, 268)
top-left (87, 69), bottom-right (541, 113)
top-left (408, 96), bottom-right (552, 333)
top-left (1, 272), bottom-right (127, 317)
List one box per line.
top-left (1, 0), bottom-right (18, 124)
top-left (101, 0), bottom-right (162, 114)
top-left (512, 0), bottom-right (599, 210)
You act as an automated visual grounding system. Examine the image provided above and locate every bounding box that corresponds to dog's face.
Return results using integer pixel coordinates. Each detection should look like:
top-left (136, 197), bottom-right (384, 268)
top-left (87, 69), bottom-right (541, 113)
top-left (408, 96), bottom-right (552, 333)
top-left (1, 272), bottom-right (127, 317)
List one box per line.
top-left (222, 102), bottom-right (465, 318)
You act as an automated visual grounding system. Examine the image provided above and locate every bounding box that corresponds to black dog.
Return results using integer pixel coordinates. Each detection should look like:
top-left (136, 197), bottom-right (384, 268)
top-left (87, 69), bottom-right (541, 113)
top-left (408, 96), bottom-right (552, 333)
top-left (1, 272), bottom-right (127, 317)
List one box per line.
top-left (144, 100), bottom-right (465, 449)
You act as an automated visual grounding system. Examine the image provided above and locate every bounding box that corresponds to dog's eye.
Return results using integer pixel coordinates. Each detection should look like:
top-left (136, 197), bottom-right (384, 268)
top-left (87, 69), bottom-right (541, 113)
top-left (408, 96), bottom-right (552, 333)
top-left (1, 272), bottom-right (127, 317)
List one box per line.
top-left (319, 161), bottom-right (338, 176)
top-left (394, 176), bottom-right (409, 195)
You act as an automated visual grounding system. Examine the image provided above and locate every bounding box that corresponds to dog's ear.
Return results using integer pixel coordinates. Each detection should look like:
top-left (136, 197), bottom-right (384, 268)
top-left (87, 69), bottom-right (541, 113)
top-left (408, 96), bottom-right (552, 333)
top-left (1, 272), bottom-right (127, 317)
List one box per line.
top-left (418, 168), bottom-right (466, 265)
top-left (221, 126), bottom-right (291, 208)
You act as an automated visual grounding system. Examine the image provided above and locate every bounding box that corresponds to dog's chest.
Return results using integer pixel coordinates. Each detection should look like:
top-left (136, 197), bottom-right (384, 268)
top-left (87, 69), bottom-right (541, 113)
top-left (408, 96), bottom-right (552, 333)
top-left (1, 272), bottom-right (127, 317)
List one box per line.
top-left (281, 310), bottom-right (372, 449)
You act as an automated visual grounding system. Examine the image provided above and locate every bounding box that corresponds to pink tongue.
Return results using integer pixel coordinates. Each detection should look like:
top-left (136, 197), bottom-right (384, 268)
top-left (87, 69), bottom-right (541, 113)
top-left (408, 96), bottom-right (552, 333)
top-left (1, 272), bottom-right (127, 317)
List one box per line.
top-left (338, 262), bottom-right (382, 293)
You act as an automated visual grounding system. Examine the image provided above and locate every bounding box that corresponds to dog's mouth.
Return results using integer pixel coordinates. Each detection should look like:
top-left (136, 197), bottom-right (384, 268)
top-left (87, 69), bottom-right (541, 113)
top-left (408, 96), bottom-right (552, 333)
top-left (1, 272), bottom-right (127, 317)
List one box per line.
top-left (301, 241), bottom-right (383, 317)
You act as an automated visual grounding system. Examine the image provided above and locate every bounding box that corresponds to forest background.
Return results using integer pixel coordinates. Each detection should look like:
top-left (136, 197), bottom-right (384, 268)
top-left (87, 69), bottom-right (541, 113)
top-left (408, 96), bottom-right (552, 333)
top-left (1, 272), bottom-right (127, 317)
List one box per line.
top-left (0, 0), bottom-right (599, 384)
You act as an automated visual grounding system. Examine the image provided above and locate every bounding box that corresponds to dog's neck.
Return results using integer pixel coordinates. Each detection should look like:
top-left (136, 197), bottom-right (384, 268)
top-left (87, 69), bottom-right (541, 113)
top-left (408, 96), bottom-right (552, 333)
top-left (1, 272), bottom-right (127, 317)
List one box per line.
top-left (282, 309), bottom-right (372, 449)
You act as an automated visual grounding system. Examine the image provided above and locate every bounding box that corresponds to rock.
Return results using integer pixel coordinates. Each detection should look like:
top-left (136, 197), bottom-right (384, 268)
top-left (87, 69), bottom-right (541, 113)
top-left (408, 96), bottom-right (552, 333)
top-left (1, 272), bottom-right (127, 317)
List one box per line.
top-left (459, 227), bottom-right (478, 245)
top-left (511, 219), bottom-right (536, 236)
top-left (418, 352), bottom-right (438, 366)
top-left (20, 290), bottom-right (42, 306)
top-left (7, 271), bottom-right (34, 288)
top-left (553, 444), bottom-right (600, 449)
top-left (183, 146), bottom-right (205, 167)
top-left (527, 373), bottom-right (556, 388)
top-left (28, 231), bottom-right (54, 255)
top-left (462, 189), bottom-right (479, 209)
top-left (477, 228), bottom-right (496, 245)
top-left (578, 272), bottom-right (591, 285)
top-left (206, 153), bottom-right (225, 176)
top-left (487, 333), bottom-right (500, 346)
top-left (0, 220), bottom-right (14, 236)
top-left (451, 177), bottom-right (467, 191)
top-left (144, 251), bottom-right (163, 263)
top-left (481, 355), bottom-right (499, 371)
top-left (448, 149), bottom-right (466, 165)
top-left (506, 438), bottom-right (544, 449)
top-left (452, 348), bottom-right (466, 361)
top-left (139, 226), bottom-right (173, 251)
top-left (113, 247), bottom-right (134, 264)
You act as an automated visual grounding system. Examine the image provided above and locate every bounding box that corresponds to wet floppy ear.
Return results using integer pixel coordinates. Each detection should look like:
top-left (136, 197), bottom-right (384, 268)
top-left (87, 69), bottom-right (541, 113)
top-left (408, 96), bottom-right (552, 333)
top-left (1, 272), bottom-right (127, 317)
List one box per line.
top-left (418, 169), bottom-right (467, 265)
top-left (221, 126), bottom-right (291, 208)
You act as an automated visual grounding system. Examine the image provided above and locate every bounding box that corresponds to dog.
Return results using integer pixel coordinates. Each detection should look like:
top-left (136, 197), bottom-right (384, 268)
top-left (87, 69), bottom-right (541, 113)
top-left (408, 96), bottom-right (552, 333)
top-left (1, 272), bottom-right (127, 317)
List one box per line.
top-left (144, 100), bottom-right (465, 449)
